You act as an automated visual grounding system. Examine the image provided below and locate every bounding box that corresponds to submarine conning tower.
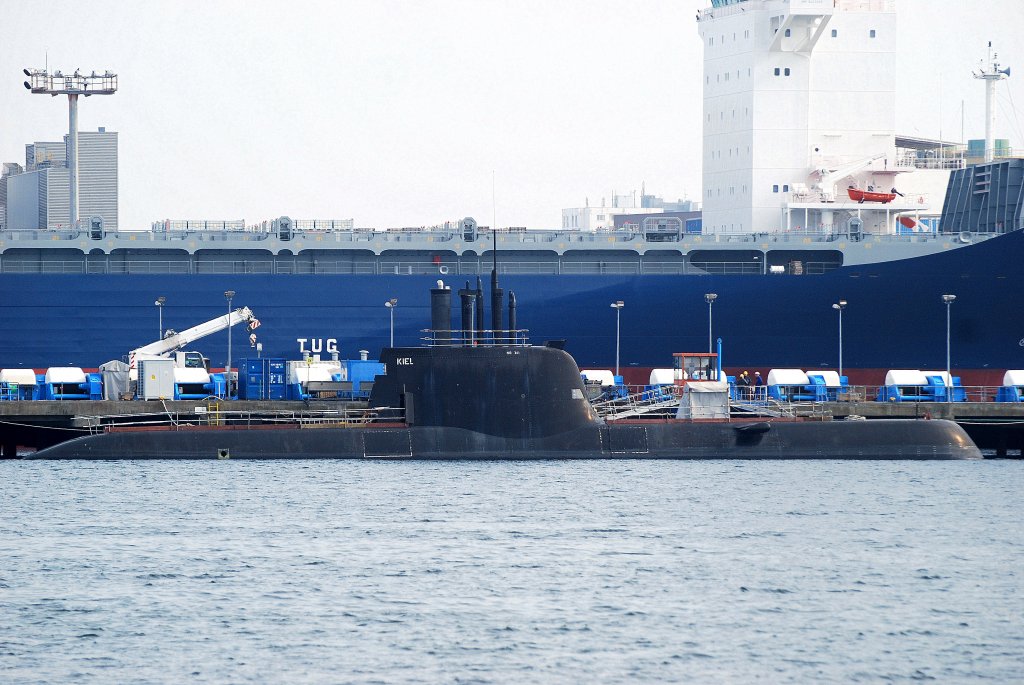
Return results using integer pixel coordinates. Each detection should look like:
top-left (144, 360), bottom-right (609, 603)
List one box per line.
top-left (368, 280), bottom-right (601, 439)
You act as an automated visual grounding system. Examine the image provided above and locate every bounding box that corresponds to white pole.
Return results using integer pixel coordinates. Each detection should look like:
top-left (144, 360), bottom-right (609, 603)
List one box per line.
top-left (838, 307), bottom-right (843, 378)
top-left (226, 297), bottom-right (232, 380)
top-left (704, 294), bottom-right (717, 353)
top-left (985, 76), bottom-right (995, 163)
top-left (615, 308), bottom-right (621, 378)
top-left (946, 301), bottom-right (952, 402)
top-left (67, 93), bottom-right (79, 228)
top-left (942, 294), bottom-right (955, 402)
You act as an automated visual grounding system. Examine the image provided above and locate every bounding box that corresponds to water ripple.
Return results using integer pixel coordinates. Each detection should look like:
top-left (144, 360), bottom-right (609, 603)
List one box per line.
top-left (0, 460), bottom-right (1021, 683)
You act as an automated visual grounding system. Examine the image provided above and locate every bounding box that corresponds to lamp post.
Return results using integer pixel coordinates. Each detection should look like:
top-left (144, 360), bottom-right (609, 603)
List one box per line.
top-left (704, 293), bottom-right (717, 353)
top-left (943, 294), bottom-right (956, 402)
top-left (832, 299), bottom-right (847, 378)
top-left (224, 290), bottom-right (235, 390)
top-left (610, 301), bottom-right (624, 377)
top-left (155, 296), bottom-right (166, 340)
top-left (385, 298), bottom-right (398, 347)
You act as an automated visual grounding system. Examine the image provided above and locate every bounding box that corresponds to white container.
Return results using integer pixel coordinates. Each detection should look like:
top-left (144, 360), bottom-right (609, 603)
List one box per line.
top-left (44, 367), bottom-right (86, 384)
top-left (1, 369), bottom-right (37, 385)
top-left (649, 368), bottom-right (674, 385)
top-left (1003, 370), bottom-right (1024, 387)
top-left (138, 359), bottom-right (175, 400)
top-left (805, 370), bottom-right (842, 387)
top-left (766, 369), bottom-right (808, 386)
top-left (883, 370), bottom-right (927, 386)
top-left (580, 369), bottom-right (615, 386)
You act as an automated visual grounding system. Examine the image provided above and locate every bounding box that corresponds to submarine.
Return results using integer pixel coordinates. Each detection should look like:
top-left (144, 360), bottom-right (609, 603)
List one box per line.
top-left (30, 280), bottom-right (981, 460)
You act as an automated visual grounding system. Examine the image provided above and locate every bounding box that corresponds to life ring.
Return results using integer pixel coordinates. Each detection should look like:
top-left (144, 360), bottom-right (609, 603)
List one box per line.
top-left (438, 265), bottom-right (449, 274)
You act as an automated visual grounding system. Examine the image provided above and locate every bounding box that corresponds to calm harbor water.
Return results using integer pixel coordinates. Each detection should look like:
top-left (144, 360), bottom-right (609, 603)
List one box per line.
top-left (1, 460), bottom-right (1022, 684)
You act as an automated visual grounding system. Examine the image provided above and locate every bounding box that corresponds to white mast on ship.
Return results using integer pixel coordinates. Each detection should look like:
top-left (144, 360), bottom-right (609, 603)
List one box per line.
top-left (972, 42), bottom-right (1011, 163)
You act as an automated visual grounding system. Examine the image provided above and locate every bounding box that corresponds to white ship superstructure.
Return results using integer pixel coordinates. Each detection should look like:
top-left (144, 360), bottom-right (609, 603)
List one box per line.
top-left (698, 0), bottom-right (949, 236)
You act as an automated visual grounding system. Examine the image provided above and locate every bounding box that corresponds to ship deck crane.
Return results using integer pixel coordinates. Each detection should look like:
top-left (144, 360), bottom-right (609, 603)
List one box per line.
top-left (813, 152), bottom-right (887, 202)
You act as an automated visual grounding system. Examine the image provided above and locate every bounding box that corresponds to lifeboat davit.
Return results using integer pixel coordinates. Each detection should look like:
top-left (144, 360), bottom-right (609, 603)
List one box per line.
top-left (847, 187), bottom-right (896, 203)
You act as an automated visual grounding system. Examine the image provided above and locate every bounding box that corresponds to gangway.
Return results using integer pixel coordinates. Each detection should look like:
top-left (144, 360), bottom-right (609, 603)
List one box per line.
top-left (591, 388), bottom-right (681, 420)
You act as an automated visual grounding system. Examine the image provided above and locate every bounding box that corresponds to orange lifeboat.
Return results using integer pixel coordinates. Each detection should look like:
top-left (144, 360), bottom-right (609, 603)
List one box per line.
top-left (847, 187), bottom-right (896, 203)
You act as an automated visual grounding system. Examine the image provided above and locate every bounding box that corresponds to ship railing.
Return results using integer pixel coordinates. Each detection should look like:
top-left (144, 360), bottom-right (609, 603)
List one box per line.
top-left (589, 384), bottom-right (829, 420)
top-left (82, 406), bottom-right (406, 434)
top-left (857, 384), bottom-right (1011, 405)
top-left (421, 329), bottom-right (531, 347)
top-left (590, 384), bottom-right (683, 420)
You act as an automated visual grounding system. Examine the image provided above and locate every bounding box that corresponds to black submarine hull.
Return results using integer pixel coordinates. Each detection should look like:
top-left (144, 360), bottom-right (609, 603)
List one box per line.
top-left (29, 418), bottom-right (980, 460)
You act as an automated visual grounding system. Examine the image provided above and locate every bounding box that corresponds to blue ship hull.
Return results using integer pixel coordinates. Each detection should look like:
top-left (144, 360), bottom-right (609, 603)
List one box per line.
top-left (1, 230), bottom-right (1021, 382)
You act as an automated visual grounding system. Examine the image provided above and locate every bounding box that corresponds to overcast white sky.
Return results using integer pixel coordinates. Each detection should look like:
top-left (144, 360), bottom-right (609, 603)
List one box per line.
top-left (2, 0), bottom-right (1022, 230)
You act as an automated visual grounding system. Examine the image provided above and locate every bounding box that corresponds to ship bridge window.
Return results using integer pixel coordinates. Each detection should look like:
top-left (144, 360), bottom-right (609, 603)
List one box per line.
top-left (870, 29), bottom-right (876, 38)
top-left (774, 67), bottom-right (781, 76)
top-left (831, 29), bottom-right (838, 37)
top-left (773, 185), bottom-right (779, 193)
top-left (784, 67), bottom-right (791, 76)
top-left (785, 28), bottom-right (791, 37)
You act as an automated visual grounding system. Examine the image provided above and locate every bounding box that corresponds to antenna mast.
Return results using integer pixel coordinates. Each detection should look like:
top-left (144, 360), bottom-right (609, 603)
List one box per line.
top-left (972, 42), bottom-right (1011, 163)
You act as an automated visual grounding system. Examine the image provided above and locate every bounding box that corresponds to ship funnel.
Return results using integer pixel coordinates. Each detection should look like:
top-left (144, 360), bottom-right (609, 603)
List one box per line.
top-left (474, 276), bottom-right (484, 341)
top-left (508, 291), bottom-right (517, 344)
top-left (458, 281), bottom-right (475, 346)
top-left (430, 282), bottom-right (452, 345)
top-left (490, 270), bottom-right (504, 344)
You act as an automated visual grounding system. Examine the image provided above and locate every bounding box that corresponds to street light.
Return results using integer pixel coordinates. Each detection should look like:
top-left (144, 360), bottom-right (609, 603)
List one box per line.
top-left (704, 293), bottom-right (717, 353)
top-left (155, 296), bottom-right (166, 340)
top-left (943, 294), bottom-right (956, 402)
top-left (385, 298), bottom-right (398, 347)
top-left (832, 299), bottom-right (847, 378)
top-left (610, 301), bottom-right (624, 377)
top-left (224, 290), bottom-right (235, 393)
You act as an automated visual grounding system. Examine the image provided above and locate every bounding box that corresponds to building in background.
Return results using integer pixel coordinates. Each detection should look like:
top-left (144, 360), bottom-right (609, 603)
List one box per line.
top-left (562, 191), bottom-right (696, 232)
top-left (0, 128), bottom-right (117, 230)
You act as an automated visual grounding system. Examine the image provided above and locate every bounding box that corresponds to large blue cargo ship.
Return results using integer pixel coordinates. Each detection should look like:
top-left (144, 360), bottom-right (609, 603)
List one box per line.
top-left (0, 221), bottom-right (1021, 386)
top-left (1, 0), bottom-right (1021, 385)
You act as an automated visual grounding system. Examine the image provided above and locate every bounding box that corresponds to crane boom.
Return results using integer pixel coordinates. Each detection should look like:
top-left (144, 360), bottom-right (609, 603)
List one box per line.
top-left (129, 306), bottom-right (260, 368)
top-left (814, 152), bottom-right (887, 201)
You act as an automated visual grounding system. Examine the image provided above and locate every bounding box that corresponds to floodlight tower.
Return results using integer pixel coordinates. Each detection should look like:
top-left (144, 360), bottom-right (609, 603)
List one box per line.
top-left (23, 68), bottom-right (118, 229)
top-left (972, 43), bottom-right (1010, 163)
